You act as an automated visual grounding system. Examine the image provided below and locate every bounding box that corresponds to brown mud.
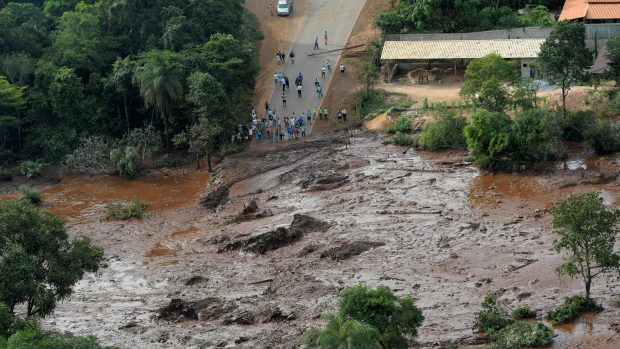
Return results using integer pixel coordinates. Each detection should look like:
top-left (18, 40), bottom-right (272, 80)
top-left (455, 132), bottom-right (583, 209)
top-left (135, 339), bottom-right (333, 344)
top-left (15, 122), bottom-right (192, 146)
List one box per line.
top-left (19, 130), bottom-right (617, 349)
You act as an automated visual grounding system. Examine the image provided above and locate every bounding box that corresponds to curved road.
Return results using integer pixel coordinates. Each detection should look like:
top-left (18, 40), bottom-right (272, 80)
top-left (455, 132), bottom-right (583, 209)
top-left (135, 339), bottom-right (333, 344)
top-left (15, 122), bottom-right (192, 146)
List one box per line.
top-left (261, 0), bottom-right (367, 133)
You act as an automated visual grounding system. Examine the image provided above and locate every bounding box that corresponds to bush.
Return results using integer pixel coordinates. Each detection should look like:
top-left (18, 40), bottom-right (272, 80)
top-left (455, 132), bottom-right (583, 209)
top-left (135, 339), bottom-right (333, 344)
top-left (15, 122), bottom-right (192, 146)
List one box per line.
top-left (0, 303), bottom-right (14, 338)
top-left (464, 110), bottom-right (512, 170)
top-left (339, 285), bottom-right (424, 349)
top-left (490, 321), bottom-right (554, 349)
top-left (110, 146), bottom-right (139, 179)
top-left (418, 112), bottom-right (467, 150)
top-left (563, 110), bottom-right (595, 141)
top-left (18, 185), bottom-right (42, 206)
top-left (386, 115), bottom-right (411, 134)
top-left (106, 199), bottom-right (146, 220)
top-left (547, 295), bottom-right (601, 324)
top-left (475, 292), bottom-right (513, 334)
top-left (511, 307), bottom-right (537, 320)
top-left (15, 160), bottom-right (43, 179)
top-left (585, 119), bottom-right (620, 154)
top-left (0, 167), bottom-right (12, 181)
top-left (394, 131), bottom-right (415, 146)
top-left (64, 136), bottom-right (113, 174)
top-left (509, 108), bottom-right (563, 162)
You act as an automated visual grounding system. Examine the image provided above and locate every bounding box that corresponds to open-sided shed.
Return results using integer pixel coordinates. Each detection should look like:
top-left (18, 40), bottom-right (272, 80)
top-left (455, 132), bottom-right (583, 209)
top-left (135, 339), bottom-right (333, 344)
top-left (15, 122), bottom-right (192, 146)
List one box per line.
top-left (380, 38), bottom-right (546, 81)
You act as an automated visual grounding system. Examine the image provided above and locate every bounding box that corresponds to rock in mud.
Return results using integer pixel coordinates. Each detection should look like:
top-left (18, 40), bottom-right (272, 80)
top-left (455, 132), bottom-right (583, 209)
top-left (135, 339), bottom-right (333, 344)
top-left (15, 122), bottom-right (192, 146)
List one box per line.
top-left (207, 234), bottom-right (230, 245)
top-left (242, 199), bottom-right (259, 214)
top-left (289, 214), bottom-right (331, 235)
top-left (307, 174), bottom-right (349, 191)
top-left (200, 184), bottom-right (230, 210)
top-left (184, 276), bottom-right (207, 286)
top-left (257, 304), bottom-right (297, 323)
top-left (195, 297), bottom-right (234, 321)
top-left (320, 241), bottom-right (385, 261)
top-left (223, 310), bottom-right (255, 325)
top-left (220, 227), bottom-right (302, 255)
top-left (157, 299), bottom-right (198, 321)
top-left (297, 244), bottom-right (321, 257)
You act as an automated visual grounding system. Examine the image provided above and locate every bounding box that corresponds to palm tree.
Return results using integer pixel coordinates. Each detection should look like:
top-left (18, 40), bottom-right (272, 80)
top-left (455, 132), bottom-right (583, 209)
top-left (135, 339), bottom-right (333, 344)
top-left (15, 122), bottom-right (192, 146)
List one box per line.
top-left (134, 51), bottom-right (183, 147)
top-left (301, 313), bottom-right (381, 349)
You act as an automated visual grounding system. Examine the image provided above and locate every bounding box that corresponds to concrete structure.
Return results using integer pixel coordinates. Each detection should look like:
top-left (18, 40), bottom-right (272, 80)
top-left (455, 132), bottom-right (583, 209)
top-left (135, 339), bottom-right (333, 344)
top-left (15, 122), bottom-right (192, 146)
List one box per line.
top-left (380, 39), bottom-right (545, 80)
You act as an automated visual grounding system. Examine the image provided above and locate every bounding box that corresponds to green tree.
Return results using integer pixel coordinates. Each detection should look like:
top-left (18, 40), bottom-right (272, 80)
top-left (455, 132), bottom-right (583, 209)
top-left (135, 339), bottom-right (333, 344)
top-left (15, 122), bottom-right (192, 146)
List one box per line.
top-left (509, 108), bottom-right (562, 162)
top-left (338, 285), bottom-right (424, 349)
top-left (106, 56), bottom-right (135, 132)
top-left (0, 200), bottom-right (103, 317)
top-left (134, 50), bottom-right (183, 147)
top-left (47, 67), bottom-right (84, 127)
top-left (0, 76), bottom-right (26, 152)
top-left (606, 35), bottom-right (620, 85)
top-left (460, 54), bottom-right (519, 112)
top-left (418, 112), bottom-right (467, 150)
top-left (302, 313), bottom-right (381, 349)
top-left (185, 71), bottom-right (230, 125)
top-left (538, 21), bottom-right (591, 117)
top-left (0, 3), bottom-right (50, 58)
top-left (0, 53), bottom-right (35, 85)
top-left (173, 117), bottom-right (222, 171)
top-left (552, 192), bottom-right (620, 300)
top-left (5, 320), bottom-right (118, 349)
top-left (464, 110), bottom-right (512, 170)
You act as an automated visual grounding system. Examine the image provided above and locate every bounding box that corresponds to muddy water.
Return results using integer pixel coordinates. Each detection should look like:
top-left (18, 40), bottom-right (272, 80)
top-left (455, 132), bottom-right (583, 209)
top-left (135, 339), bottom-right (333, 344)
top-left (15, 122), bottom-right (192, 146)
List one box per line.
top-left (41, 170), bottom-right (210, 218)
top-left (547, 313), bottom-right (616, 349)
top-left (144, 226), bottom-right (199, 259)
top-left (469, 151), bottom-right (620, 210)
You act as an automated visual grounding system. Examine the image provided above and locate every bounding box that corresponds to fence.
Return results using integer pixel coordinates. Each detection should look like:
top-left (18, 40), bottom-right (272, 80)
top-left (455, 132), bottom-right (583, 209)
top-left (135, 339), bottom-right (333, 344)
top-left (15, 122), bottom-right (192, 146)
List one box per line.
top-left (382, 27), bottom-right (553, 42)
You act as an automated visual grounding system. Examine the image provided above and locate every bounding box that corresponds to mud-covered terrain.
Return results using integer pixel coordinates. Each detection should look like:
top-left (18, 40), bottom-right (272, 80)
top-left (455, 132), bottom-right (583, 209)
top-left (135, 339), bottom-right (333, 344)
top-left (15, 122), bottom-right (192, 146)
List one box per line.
top-left (37, 131), bottom-right (620, 348)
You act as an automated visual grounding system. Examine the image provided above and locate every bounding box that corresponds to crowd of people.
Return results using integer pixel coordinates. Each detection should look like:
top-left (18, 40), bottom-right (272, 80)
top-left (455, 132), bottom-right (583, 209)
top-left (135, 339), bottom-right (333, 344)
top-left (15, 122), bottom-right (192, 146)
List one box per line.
top-left (231, 29), bottom-right (350, 145)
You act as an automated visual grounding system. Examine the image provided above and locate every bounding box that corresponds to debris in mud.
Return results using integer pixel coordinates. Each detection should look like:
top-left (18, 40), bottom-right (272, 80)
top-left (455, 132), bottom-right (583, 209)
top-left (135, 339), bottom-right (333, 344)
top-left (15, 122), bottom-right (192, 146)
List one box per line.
top-left (320, 241), bottom-right (385, 260)
top-left (158, 297), bottom-right (234, 322)
top-left (223, 310), bottom-right (256, 325)
top-left (220, 214), bottom-right (329, 254)
top-left (297, 244), bottom-right (322, 257)
top-left (289, 214), bottom-right (331, 235)
top-left (207, 234), bottom-right (230, 245)
top-left (242, 199), bottom-right (259, 214)
top-left (118, 322), bottom-right (147, 335)
top-left (308, 174), bottom-right (349, 191)
top-left (200, 184), bottom-right (230, 210)
top-left (157, 299), bottom-right (199, 321)
top-left (266, 272), bottom-right (336, 298)
top-left (544, 170), bottom-right (618, 189)
top-left (185, 276), bottom-right (207, 286)
top-left (219, 227), bottom-right (302, 254)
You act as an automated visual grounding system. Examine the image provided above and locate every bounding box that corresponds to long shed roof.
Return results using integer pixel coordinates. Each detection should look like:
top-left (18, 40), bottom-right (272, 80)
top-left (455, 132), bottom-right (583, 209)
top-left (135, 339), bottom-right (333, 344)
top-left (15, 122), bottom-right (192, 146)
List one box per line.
top-left (380, 39), bottom-right (546, 61)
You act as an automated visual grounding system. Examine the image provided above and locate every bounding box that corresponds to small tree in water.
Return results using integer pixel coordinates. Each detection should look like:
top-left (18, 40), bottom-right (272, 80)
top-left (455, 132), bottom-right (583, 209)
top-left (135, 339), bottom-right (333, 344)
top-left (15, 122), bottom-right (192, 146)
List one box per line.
top-left (552, 192), bottom-right (620, 300)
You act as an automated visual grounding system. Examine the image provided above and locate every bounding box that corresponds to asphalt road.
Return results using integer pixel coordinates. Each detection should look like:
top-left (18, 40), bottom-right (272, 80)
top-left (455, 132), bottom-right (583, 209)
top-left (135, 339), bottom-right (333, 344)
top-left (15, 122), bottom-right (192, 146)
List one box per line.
top-left (263, 0), bottom-right (367, 132)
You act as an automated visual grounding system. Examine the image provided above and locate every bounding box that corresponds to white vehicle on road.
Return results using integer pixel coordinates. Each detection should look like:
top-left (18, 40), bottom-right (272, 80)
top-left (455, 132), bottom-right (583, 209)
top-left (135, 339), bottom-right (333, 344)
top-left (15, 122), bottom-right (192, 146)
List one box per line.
top-left (277, 0), bottom-right (290, 16)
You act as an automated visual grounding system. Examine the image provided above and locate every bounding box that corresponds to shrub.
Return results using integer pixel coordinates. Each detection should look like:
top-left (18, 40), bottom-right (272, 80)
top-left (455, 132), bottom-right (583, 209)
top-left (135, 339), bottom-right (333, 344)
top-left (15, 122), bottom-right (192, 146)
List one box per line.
top-left (511, 307), bottom-right (537, 320)
top-left (490, 321), bottom-right (554, 349)
top-left (474, 292), bottom-right (513, 334)
top-left (509, 108), bottom-right (563, 162)
top-left (394, 131), bottom-right (415, 146)
top-left (547, 295), bottom-right (601, 324)
top-left (418, 112), bottom-right (467, 150)
top-left (106, 199), bottom-right (146, 220)
top-left (339, 285), bottom-right (424, 349)
top-left (0, 167), bottom-right (12, 181)
top-left (0, 303), bottom-right (14, 338)
top-left (563, 110), bottom-right (595, 141)
top-left (110, 146), bottom-right (139, 179)
top-left (386, 115), bottom-right (411, 134)
top-left (15, 160), bottom-right (43, 179)
top-left (464, 110), bottom-right (512, 170)
top-left (64, 136), bottom-right (113, 174)
top-left (585, 119), bottom-right (620, 154)
top-left (18, 185), bottom-right (42, 206)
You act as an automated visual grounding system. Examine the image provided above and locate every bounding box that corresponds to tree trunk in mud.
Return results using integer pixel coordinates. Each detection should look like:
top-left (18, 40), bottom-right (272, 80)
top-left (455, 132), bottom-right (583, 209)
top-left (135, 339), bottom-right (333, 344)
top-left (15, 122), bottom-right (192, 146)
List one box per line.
top-left (207, 153), bottom-right (213, 172)
top-left (195, 155), bottom-right (201, 170)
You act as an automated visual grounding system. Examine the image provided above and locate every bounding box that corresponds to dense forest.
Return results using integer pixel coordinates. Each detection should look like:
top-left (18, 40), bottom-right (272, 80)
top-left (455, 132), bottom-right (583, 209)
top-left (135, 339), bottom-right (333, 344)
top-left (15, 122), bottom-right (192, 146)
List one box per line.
top-left (375, 0), bottom-right (563, 34)
top-left (0, 0), bottom-right (260, 168)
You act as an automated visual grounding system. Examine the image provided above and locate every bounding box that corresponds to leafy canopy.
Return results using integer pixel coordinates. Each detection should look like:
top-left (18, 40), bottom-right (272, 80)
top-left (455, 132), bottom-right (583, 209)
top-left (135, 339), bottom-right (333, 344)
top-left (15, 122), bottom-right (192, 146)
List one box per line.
top-left (0, 200), bottom-right (103, 317)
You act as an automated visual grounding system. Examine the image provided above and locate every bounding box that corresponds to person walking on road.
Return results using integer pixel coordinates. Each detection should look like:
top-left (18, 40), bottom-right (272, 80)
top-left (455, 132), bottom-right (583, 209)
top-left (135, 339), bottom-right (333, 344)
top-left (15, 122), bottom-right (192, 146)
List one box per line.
top-left (289, 0), bottom-right (294, 12)
top-left (297, 84), bottom-right (302, 98)
top-left (321, 65), bottom-right (326, 79)
top-left (281, 77), bottom-right (286, 91)
top-left (284, 75), bottom-right (290, 90)
top-left (324, 31), bottom-right (328, 46)
top-left (314, 37), bottom-right (319, 50)
top-left (282, 92), bottom-right (287, 108)
top-left (326, 58), bottom-right (332, 72)
top-left (273, 73), bottom-right (278, 86)
top-left (316, 85), bottom-right (323, 98)
top-left (289, 51), bottom-right (295, 64)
